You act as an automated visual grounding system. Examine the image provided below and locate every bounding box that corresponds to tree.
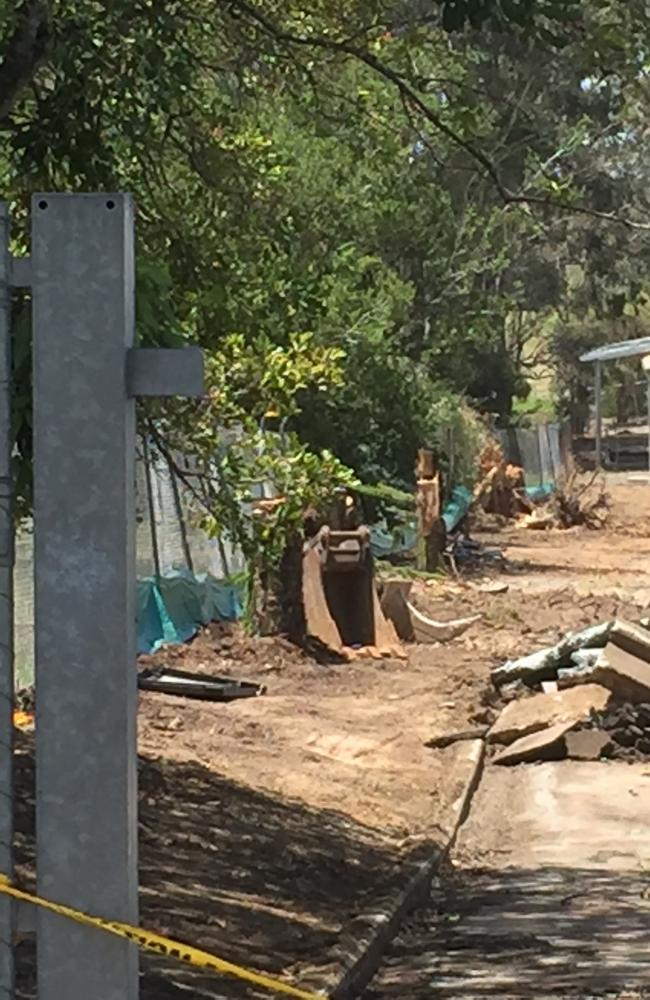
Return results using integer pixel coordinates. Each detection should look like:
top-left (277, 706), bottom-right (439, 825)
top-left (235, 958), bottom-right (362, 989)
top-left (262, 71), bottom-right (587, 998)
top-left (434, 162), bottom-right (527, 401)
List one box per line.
top-left (1, 0), bottom-right (648, 541)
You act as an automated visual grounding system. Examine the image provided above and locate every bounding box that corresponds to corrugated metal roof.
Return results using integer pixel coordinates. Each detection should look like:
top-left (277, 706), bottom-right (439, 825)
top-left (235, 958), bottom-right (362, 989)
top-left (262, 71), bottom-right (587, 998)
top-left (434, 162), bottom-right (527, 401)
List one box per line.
top-left (580, 336), bottom-right (650, 363)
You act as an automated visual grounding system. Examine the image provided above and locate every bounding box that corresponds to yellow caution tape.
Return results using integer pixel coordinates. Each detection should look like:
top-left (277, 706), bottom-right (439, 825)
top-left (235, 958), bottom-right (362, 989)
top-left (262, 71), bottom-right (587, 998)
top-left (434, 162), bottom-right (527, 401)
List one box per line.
top-left (12, 710), bottom-right (34, 730)
top-left (0, 877), bottom-right (324, 1000)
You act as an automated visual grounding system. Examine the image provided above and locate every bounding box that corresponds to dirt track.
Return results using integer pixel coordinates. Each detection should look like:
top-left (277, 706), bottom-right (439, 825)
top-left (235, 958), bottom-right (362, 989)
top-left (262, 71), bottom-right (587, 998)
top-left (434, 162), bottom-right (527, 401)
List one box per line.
top-left (363, 478), bottom-right (650, 999)
top-left (14, 474), bottom-right (650, 997)
top-left (481, 473), bottom-right (650, 600)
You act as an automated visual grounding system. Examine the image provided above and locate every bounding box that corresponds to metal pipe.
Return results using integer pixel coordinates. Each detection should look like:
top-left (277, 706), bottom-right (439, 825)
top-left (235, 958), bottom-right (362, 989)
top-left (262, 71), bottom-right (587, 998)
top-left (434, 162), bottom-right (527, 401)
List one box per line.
top-left (646, 375), bottom-right (650, 475)
top-left (167, 452), bottom-right (194, 574)
top-left (594, 360), bottom-right (603, 468)
top-left (0, 204), bottom-right (15, 999)
top-left (142, 435), bottom-right (161, 582)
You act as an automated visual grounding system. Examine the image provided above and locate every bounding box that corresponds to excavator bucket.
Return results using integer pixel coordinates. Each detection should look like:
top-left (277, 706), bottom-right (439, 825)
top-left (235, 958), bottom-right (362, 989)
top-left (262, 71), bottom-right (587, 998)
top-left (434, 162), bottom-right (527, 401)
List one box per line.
top-left (301, 526), bottom-right (403, 659)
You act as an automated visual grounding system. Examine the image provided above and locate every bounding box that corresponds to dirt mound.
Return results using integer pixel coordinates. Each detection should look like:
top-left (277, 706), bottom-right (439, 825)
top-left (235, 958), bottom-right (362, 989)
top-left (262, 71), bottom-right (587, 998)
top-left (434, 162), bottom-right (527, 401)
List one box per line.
top-left (139, 622), bottom-right (313, 679)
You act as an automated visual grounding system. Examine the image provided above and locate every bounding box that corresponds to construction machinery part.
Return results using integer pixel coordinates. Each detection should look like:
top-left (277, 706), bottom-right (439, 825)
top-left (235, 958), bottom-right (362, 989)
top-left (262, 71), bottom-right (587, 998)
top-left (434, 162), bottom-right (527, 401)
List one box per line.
top-left (302, 525), bottom-right (402, 658)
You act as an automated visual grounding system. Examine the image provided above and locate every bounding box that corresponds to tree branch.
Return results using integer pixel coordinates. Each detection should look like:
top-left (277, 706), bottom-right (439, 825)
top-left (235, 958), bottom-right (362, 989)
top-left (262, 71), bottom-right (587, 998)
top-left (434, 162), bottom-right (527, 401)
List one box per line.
top-left (228, 0), bottom-right (650, 230)
top-left (0, 0), bottom-right (51, 123)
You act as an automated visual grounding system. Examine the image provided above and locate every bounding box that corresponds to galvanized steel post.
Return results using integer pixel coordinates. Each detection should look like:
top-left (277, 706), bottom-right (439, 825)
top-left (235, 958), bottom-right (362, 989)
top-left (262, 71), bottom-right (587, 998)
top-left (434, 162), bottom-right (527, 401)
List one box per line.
top-left (0, 205), bottom-right (15, 1000)
top-left (32, 194), bottom-right (140, 1000)
top-left (31, 192), bottom-right (203, 1000)
top-left (594, 359), bottom-right (603, 468)
top-left (647, 375), bottom-right (650, 475)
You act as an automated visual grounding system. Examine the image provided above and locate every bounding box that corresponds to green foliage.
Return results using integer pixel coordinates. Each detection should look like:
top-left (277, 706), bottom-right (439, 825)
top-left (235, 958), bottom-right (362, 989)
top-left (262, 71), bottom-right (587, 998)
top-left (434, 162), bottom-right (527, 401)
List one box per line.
top-left (152, 332), bottom-right (356, 573)
top-left (512, 392), bottom-right (557, 424)
top-left (436, 0), bottom-right (580, 34)
top-left (1, 0), bottom-right (649, 567)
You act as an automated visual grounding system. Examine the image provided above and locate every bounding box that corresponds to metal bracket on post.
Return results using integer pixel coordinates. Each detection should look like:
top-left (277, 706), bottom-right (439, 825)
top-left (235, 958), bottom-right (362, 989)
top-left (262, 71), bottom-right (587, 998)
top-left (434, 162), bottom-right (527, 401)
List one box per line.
top-left (31, 193), bottom-right (204, 1000)
top-left (127, 347), bottom-right (203, 398)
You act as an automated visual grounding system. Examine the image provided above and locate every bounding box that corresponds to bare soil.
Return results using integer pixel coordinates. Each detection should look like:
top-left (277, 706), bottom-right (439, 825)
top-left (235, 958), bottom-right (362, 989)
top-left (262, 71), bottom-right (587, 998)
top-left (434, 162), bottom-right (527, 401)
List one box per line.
top-left (13, 474), bottom-right (650, 998)
top-left (474, 472), bottom-right (650, 602)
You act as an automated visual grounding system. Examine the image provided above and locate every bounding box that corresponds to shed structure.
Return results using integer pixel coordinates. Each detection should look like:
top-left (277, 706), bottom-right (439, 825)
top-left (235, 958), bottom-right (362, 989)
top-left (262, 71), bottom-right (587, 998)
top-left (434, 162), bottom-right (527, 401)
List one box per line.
top-left (580, 336), bottom-right (650, 469)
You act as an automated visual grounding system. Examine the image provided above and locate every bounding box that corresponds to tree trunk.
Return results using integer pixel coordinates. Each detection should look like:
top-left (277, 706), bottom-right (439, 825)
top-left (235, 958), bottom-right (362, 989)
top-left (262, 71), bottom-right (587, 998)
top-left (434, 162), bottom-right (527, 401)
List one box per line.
top-left (0, 2), bottom-right (51, 124)
top-left (415, 449), bottom-right (446, 572)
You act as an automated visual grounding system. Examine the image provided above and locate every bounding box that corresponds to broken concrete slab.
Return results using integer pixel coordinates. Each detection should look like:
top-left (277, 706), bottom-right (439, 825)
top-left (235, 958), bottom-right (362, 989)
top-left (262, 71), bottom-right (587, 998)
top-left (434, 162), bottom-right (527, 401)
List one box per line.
top-left (558, 666), bottom-right (596, 688)
top-left (571, 648), bottom-right (602, 669)
top-left (593, 642), bottom-right (650, 703)
top-left (584, 701), bottom-right (650, 761)
top-left (492, 622), bottom-right (613, 687)
top-left (609, 619), bottom-right (650, 663)
top-left (492, 720), bottom-right (574, 765)
top-left (487, 683), bottom-right (612, 746)
top-left (557, 619), bottom-right (650, 698)
top-left (564, 729), bottom-right (612, 761)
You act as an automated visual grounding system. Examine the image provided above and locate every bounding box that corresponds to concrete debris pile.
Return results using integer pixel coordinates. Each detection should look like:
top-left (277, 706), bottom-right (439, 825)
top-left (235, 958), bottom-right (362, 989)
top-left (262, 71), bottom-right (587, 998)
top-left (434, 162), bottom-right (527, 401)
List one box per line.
top-left (492, 621), bottom-right (613, 687)
top-left (488, 617), bottom-right (650, 765)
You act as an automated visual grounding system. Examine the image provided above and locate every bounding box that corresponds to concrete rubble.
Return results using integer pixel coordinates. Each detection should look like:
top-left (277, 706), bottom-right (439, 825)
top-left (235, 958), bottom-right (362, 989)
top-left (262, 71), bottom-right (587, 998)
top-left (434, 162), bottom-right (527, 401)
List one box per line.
top-left (492, 622), bottom-right (612, 687)
top-left (564, 728), bottom-right (612, 760)
top-left (577, 702), bottom-right (650, 760)
top-left (493, 721), bottom-right (575, 765)
top-left (487, 684), bottom-right (612, 746)
top-left (489, 616), bottom-right (650, 765)
top-left (593, 642), bottom-right (650, 703)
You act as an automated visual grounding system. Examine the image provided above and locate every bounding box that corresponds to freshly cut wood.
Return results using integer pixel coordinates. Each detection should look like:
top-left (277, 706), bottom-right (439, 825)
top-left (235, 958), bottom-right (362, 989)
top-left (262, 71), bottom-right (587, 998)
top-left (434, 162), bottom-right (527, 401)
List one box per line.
top-left (517, 509), bottom-right (555, 530)
top-left (477, 581), bottom-right (509, 595)
top-left (493, 721), bottom-right (574, 765)
top-left (487, 683), bottom-right (612, 746)
top-left (406, 601), bottom-right (480, 644)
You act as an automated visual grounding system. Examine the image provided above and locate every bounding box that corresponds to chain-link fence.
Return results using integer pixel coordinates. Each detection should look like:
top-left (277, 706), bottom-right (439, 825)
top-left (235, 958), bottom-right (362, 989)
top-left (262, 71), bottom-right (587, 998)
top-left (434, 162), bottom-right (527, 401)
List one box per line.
top-left (13, 447), bottom-right (245, 687)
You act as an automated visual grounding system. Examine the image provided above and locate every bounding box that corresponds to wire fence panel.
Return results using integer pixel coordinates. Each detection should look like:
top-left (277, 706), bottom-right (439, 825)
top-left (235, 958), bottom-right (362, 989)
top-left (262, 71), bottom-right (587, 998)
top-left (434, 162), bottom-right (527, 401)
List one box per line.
top-left (496, 421), bottom-right (569, 488)
top-left (14, 451), bottom-right (245, 688)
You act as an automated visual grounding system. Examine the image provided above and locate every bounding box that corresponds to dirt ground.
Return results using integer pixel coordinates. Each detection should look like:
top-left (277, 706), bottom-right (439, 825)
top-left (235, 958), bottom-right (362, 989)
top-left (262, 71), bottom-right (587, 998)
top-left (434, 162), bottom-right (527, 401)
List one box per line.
top-left (361, 475), bottom-right (650, 1000)
top-left (13, 474), bottom-right (650, 998)
top-left (477, 472), bottom-right (650, 600)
